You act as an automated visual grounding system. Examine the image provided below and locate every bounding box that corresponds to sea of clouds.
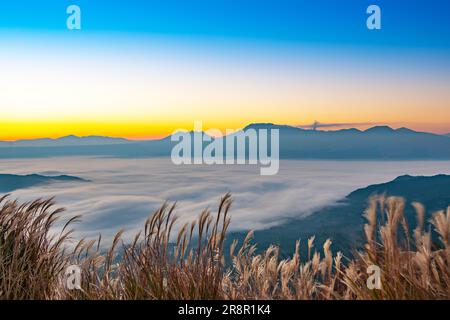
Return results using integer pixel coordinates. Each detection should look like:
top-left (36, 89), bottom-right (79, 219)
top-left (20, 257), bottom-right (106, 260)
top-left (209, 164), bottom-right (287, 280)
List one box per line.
top-left (1, 157), bottom-right (450, 245)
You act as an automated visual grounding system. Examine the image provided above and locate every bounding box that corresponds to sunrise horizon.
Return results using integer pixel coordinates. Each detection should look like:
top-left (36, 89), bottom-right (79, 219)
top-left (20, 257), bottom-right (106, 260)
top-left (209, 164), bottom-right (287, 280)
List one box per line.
top-left (1, 120), bottom-right (449, 142)
top-left (2, 1), bottom-right (450, 142)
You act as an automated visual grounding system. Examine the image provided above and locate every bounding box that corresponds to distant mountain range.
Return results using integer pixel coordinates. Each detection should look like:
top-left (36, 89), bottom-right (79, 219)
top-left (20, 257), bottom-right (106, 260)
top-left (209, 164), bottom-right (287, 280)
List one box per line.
top-left (0, 174), bottom-right (88, 193)
top-left (0, 124), bottom-right (449, 159)
top-left (246, 124), bottom-right (450, 159)
top-left (230, 174), bottom-right (450, 257)
top-left (0, 135), bottom-right (130, 147)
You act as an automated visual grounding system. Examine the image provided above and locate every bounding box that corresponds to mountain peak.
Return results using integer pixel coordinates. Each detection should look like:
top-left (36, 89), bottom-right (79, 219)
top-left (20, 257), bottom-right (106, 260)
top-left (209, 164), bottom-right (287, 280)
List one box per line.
top-left (59, 135), bottom-right (80, 140)
top-left (244, 123), bottom-right (304, 132)
top-left (392, 174), bottom-right (414, 181)
top-left (334, 128), bottom-right (362, 134)
top-left (244, 123), bottom-right (276, 130)
top-left (364, 126), bottom-right (395, 134)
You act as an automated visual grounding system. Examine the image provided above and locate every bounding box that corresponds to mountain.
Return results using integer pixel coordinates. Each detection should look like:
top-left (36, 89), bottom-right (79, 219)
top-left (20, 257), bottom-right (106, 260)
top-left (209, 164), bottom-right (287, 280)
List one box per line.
top-left (1, 124), bottom-right (450, 159)
top-left (269, 124), bottom-right (450, 159)
top-left (0, 174), bottom-right (88, 193)
top-left (0, 135), bottom-right (131, 147)
top-left (229, 174), bottom-right (450, 257)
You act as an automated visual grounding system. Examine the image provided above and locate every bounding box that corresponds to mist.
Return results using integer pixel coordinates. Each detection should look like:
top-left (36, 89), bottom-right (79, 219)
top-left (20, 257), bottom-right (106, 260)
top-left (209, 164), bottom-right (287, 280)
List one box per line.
top-left (1, 157), bottom-right (450, 244)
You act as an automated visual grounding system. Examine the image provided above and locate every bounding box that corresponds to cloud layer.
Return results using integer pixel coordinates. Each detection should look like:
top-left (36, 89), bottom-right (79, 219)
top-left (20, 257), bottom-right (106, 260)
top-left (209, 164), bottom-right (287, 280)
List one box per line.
top-left (2, 157), bottom-right (450, 245)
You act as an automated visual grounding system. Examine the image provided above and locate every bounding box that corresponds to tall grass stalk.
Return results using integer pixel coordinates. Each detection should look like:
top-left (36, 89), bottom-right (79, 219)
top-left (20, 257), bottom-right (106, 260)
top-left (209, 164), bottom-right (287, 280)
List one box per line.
top-left (1, 193), bottom-right (449, 300)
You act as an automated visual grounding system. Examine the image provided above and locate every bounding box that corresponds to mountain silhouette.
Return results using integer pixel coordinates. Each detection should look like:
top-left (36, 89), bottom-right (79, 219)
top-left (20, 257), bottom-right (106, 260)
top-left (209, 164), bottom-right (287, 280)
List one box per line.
top-left (0, 124), bottom-right (450, 159)
top-left (230, 174), bottom-right (450, 257)
top-left (0, 135), bottom-right (130, 148)
top-left (0, 174), bottom-right (88, 193)
top-left (243, 123), bottom-right (450, 159)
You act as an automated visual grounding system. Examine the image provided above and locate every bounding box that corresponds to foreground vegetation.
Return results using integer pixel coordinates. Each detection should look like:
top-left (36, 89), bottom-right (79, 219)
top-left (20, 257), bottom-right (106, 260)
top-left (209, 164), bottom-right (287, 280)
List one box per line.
top-left (0, 193), bottom-right (449, 300)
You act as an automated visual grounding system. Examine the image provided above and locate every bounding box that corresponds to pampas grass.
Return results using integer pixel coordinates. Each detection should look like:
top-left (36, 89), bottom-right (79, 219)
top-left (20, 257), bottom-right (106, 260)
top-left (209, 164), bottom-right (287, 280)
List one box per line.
top-left (0, 196), bottom-right (79, 299)
top-left (0, 193), bottom-right (449, 300)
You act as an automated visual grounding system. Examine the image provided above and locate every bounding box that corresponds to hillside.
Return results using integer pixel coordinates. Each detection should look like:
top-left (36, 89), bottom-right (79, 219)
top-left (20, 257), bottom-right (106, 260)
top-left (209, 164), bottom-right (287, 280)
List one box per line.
top-left (0, 174), bottom-right (88, 193)
top-left (230, 174), bottom-right (450, 256)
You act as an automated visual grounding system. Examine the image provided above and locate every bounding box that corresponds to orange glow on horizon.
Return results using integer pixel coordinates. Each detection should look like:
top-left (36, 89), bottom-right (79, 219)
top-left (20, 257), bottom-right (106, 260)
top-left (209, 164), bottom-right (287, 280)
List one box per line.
top-left (2, 33), bottom-right (450, 142)
top-left (1, 119), bottom-right (449, 141)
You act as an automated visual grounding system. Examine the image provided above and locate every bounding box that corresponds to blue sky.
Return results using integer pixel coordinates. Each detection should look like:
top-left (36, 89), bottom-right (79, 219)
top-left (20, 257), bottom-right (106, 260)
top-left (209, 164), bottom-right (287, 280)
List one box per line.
top-left (1, 0), bottom-right (450, 139)
top-left (1, 0), bottom-right (449, 49)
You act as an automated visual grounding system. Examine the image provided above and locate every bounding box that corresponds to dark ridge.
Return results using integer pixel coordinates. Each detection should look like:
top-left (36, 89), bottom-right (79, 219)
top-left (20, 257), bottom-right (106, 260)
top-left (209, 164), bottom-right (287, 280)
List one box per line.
top-left (0, 174), bottom-right (89, 193)
top-left (229, 174), bottom-right (450, 258)
top-left (363, 125), bottom-right (395, 134)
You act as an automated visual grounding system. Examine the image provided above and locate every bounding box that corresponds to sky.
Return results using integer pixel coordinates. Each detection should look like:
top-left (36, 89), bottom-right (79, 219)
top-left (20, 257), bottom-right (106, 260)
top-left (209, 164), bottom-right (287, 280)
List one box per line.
top-left (1, 0), bottom-right (450, 140)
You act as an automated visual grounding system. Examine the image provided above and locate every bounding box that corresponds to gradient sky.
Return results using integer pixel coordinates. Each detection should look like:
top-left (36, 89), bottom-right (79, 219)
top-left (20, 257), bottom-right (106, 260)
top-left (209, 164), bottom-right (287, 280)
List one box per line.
top-left (1, 0), bottom-right (450, 140)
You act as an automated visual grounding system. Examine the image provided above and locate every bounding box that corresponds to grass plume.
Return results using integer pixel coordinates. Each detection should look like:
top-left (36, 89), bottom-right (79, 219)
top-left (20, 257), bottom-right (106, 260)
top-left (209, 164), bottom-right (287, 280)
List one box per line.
top-left (0, 193), bottom-right (449, 300)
